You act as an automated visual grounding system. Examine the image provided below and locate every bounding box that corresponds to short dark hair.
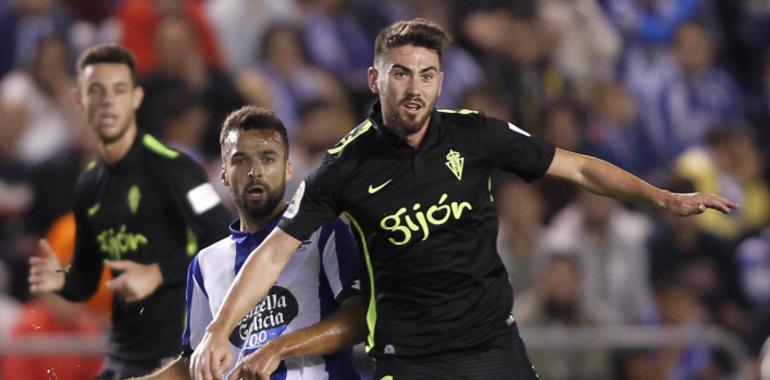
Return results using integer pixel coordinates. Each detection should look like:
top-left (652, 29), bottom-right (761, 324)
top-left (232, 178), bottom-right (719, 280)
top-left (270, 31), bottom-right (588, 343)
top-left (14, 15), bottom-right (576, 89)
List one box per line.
top-left (374, 18), bottom-right (452, 65)
top-left (220, 106), bottom-right (289, 158)
top-left (77, 44), bottom-right (137, 85)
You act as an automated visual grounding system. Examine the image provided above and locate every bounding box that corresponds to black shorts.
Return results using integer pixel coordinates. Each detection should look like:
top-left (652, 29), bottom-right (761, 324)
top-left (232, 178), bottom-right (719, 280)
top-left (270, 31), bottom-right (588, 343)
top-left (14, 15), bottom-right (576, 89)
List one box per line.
top-left (373, 326), bottom-right (538, 380)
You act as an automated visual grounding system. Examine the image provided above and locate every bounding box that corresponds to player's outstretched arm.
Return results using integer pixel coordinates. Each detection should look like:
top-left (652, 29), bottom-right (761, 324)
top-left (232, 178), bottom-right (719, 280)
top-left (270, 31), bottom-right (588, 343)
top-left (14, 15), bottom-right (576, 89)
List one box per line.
top-left (131, 355), bottom-right (190, 380)
top-left (227, 295), bottom-right (366, 380)
top-left (545, 148), bottom-right (739, 216)
top-left (191, 227), bottom-right (301, 380)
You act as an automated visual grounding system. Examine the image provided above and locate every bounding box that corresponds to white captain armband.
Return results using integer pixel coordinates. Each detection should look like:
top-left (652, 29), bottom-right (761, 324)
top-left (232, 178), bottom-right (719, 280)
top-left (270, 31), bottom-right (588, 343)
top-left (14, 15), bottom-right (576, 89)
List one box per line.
top-left (186, 183), bottom-right (221, 214)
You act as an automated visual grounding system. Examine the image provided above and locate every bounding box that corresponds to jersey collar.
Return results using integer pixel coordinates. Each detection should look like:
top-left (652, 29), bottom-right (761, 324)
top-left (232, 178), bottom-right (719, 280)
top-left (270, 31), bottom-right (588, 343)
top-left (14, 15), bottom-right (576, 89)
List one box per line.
top-left (105, 131), bottom-right (144, 173)
top-left (369, 100), bottom-right (443, 155)
top-left (229, 206), bottom-right (285, 273)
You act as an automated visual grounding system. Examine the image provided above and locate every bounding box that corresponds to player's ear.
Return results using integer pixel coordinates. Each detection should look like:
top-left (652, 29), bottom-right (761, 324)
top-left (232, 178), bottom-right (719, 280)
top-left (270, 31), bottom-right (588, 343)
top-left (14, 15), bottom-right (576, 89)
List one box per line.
top-left (437, 71), bottom-right (444, 98)
top-left (74, 88), bottom-right (84, 110)
top-left (132, 85), bottom-right (144, 110)
top-left (285, 160), bottom-right (293, 181)
top-left (367, 66), bottom-right (379, 95)
top-left (221, 165), bottom-right (229, 186)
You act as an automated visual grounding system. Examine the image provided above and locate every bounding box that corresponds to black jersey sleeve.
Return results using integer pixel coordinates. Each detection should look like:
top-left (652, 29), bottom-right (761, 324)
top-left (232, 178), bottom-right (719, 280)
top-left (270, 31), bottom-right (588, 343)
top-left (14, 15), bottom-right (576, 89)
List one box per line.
top-left (157, 155), bottom-right (231, 284)
top-left (278, 154), bottom-right (347, 241)
top-left (60, 176), bottom-right (104, 301)
top-left (478, 115), bottom-right (555, 182)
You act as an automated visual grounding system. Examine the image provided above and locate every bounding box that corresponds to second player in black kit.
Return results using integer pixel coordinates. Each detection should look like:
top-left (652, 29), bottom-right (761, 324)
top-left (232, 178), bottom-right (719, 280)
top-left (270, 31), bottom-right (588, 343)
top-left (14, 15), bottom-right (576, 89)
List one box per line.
top-left (28, 44), bottom-right (231, 379)
top-left (65, 132), bottom-right (231, 369)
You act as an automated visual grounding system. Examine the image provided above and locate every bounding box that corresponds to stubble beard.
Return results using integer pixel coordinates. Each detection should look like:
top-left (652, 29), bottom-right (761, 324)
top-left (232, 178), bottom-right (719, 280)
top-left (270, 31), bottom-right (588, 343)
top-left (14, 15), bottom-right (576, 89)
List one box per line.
top-left (236, 181), bottom-right (286, 223)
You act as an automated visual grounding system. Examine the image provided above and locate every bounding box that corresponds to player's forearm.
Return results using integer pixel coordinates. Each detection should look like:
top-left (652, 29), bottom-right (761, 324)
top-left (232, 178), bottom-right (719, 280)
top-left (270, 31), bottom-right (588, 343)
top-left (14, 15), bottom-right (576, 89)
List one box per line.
top-left (548, 149), bottom-right (669, 208)
top-left (271, 296), bottom-right (366, 359)
top-left (208, 228), bottom-right (301, 337)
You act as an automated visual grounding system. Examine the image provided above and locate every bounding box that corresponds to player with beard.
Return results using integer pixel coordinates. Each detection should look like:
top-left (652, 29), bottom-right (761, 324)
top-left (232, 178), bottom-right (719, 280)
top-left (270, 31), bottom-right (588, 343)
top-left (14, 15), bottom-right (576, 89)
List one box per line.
top-left (192, 19), bottom-right (738, 380)
top-left (27, 44), bottom-right (232, 379)
top-left (141, 106), bottom-right (365, 380)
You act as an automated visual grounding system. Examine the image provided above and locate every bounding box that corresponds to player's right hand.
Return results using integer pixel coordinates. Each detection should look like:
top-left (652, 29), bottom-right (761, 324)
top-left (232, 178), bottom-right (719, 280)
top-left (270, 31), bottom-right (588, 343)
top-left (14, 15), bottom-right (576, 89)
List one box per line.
top-left (28, 239), bottom-right (65, 293)
top-left (190, 328), bottom-right (233, 380)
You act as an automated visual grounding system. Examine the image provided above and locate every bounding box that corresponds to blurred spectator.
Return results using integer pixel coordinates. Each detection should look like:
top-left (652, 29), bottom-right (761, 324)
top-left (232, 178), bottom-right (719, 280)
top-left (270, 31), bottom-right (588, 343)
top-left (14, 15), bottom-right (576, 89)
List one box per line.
top-left (735, 225), bottom-right (770, 355)
top-left (485, 14), bottom-right (573, 130)
top-left (155, 90), bottom-right (208, 164)
top-left (744, 47), bottom-right (770, 155)
top-left (674, 125), bottom-right (770, 240)
top-left (636, 23), bottom-right (740, 163)
top-left (63, 0), bottom-right (120, 60)
top-left (118, 0), bottom-right (224, 76)
top-left (648, 177), bottom-right (748, 334)
top-left (459, 84), bottom-right (512, 121)
top-left (205, 0), bottom-right (300, 71)
top-left (0, 36), bottom-right (82, 166)
top-left (286, 98), bottom-right (355, 198)
top-left (621, 285), bottom-right (718, 380)
top-left (496, 178), bottom-right (546, 293)
top-left (0, 83), bottom-right (35, 301)
top-left (514, 254), bottom-right (616, 380)
top-left (532, 101), bottom-right (582, 223)
top-left (605, 0), bottom-right (702, 86)
top-left (537, 190), bottom-right (655, 323)
top-left (584, 82), bottom-right (660, 179)
top-left (300, 0), bottom-right (375, 93)
top-left (138, 14), bottom-right (245, 158)
top-left (538, 0), bottom-right (621, 101)
top-left (236, 23), bottom-right (350, 137)
top-left (23, 90), bottom-right (96, 237)
top-left (0, 0), bottom-right (70, 78)
top-left (459, 3), bottom-right (571, 130)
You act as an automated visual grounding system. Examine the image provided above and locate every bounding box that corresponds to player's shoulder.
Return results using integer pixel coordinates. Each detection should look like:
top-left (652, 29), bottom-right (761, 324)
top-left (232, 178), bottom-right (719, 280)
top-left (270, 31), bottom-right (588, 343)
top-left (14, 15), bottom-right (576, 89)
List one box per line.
top-left (73, 160), bottom-right (104, 201)
top-left (139, 133), bottom-right (203, 170)
top-left (196, 235), bottom-right (236, 264)
top-left (436, 108), bottom-right (487, 127)
top-left (325, 118), bottom-right (377, 160)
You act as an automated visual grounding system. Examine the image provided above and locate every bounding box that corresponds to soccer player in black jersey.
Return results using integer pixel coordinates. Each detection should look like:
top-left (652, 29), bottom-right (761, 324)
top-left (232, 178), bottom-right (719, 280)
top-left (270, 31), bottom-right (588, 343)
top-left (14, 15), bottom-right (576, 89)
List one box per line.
top-left (28, 45), bottom-right (232, 379)
top-left (191, 19), bottom-right (738, 380)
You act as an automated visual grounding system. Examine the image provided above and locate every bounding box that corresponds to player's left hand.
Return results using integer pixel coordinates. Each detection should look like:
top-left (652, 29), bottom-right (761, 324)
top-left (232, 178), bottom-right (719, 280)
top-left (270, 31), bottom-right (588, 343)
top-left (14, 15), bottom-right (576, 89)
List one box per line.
top-left (226, 340), bottom-right (283, 380)
top-left (664, 191), bottom-right (739, 216)
top-left (104, 260), bottom-right (163, 303)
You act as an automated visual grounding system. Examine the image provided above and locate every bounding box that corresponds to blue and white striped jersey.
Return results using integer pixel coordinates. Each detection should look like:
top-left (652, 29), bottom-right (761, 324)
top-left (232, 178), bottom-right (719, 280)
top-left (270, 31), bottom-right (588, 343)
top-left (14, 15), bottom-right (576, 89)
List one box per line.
top-left (182, 214), bottom-right (361, 380)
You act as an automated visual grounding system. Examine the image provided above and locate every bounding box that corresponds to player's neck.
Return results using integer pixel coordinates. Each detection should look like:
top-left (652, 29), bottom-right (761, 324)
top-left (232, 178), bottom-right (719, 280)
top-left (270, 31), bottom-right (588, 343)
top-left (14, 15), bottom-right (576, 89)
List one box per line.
top-left (239, 203), bottom-right (286, 233)
top-left (385, 117), bottom-right (431, 150)
top-left (99, 124), bottom-right (137, 165)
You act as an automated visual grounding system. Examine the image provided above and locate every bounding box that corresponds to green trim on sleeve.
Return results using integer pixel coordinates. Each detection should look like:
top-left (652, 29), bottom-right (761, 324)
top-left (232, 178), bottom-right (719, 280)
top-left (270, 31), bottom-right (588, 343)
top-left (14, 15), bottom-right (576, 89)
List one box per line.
top-left (327, 120), bottom-right (373, 156)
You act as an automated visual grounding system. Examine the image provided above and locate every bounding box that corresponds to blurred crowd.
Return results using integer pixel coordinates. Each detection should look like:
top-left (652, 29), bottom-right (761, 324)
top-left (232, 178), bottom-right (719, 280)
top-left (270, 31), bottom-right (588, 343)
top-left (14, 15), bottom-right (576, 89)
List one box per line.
top-left (1, 0), bottom-right (770, 379)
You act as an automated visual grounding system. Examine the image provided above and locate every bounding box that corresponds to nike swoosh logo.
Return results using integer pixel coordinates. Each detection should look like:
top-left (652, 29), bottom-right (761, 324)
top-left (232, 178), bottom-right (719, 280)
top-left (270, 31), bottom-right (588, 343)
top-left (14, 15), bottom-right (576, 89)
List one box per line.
top-left (368, 179), bottom-right (392, 194)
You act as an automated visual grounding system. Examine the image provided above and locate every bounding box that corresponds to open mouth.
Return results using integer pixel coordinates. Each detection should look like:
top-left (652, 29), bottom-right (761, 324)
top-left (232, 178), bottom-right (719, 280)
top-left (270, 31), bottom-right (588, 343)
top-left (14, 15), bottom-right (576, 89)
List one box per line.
top-left (98, 113), bottom-right (118, 126)
top-left (246, 185), bottom-right (266, 200)
top-left (402, 101), bottom-right (423, 115)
